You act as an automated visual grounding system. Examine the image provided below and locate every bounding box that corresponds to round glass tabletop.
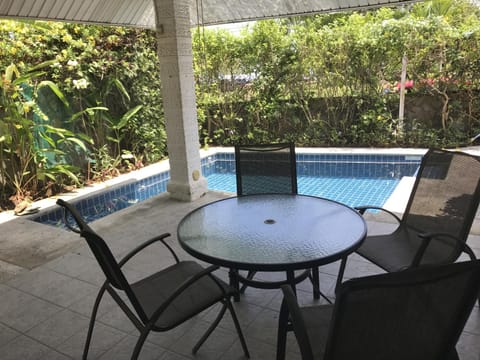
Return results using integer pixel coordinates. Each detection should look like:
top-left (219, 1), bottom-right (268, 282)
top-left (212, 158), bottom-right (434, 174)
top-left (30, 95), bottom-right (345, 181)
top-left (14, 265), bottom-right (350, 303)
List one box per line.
top-left (177, 194), bottom-right (367, 271)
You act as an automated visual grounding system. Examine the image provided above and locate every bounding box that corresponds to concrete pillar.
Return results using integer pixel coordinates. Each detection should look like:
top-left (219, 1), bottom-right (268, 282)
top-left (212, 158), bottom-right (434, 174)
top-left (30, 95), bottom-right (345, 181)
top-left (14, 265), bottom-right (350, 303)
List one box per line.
top-left (153, 0), bottom-right (208, 201)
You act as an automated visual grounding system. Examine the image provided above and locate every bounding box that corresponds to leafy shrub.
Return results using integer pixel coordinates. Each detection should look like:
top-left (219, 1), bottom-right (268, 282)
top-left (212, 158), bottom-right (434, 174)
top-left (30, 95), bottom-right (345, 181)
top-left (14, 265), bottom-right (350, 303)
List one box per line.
top-left (0, 62), bottom-right (86, 209)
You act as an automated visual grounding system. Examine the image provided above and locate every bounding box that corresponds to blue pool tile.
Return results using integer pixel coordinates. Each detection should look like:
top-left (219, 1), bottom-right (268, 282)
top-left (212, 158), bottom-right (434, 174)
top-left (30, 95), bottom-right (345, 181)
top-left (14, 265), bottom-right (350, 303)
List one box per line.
top-left (31, 152), bottom-right (421, 228)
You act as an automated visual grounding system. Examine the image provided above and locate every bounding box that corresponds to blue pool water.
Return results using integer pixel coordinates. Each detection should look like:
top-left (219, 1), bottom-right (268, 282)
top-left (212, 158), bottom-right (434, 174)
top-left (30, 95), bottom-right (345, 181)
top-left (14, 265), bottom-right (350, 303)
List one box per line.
top-left (207, 174), bottom-right (398, 208)
top-left (32, 152), bottom-right (422, 227)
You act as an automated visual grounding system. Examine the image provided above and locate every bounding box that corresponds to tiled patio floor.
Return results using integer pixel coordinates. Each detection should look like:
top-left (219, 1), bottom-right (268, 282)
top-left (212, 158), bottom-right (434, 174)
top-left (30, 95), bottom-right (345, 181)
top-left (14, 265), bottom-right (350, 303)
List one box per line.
top-left (0, 191), bottom-right (479, 359)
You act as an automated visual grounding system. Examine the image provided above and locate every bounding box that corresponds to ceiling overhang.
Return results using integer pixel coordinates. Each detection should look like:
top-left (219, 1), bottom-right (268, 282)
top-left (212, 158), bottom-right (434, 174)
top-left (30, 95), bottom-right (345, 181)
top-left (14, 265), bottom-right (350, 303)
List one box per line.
top-left (0, 0), bottom-right (421, 28)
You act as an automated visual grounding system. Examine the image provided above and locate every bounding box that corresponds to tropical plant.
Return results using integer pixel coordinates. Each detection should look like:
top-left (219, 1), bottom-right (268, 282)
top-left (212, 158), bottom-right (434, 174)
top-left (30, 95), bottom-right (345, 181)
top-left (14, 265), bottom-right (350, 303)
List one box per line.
top-left (2, 0), bottom-right (480, 211)
top-left (72, 76), bottom-right (143, 176)
top-left (0, 62), bottom-right (88, 208)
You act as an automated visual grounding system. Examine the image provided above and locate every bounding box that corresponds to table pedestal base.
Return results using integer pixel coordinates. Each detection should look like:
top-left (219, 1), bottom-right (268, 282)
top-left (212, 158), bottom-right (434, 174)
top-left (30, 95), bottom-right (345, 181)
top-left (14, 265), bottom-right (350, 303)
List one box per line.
top-left (229, 269), bottom-right (312, 302)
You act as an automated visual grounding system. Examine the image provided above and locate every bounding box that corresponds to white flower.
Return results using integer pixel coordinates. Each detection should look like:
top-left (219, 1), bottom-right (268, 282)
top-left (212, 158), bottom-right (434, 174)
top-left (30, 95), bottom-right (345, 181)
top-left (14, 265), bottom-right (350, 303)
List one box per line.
top-left (73, 78), bottom-right (89, 89)
top-left (67, 60), bottom-right (78, 67)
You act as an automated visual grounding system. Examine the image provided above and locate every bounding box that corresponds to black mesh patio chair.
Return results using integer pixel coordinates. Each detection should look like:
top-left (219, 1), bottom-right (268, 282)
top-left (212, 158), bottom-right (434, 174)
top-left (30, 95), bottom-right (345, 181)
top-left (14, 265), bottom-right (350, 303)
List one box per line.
top-left (233, 143), bottom-right (321, 299)
top-left (336, 149), bottom-right (480, 298)
top-left (56, 199), bottom-right (249, 360)
top-left (277, 259), bottom-right (480, 360)
top-left (235, 143), bottom-right (298, 195)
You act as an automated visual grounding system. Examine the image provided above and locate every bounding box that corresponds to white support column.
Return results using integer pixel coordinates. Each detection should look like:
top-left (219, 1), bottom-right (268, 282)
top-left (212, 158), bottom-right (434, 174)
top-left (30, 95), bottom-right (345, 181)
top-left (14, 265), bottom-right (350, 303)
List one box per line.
top-left (153, 0), bottom-right (208, 201)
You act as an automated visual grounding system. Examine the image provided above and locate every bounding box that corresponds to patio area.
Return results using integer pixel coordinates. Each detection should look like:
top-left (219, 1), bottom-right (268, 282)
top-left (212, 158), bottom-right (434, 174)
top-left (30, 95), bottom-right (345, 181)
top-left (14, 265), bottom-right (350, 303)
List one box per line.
top-left (0, 190), bottom-right (479, 359)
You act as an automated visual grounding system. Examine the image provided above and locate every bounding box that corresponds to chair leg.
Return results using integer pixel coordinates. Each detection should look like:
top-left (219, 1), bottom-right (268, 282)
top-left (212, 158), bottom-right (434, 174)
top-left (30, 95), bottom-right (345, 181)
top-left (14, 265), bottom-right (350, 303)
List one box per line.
top-left (226, 298), bottom-right (250, 358)
top-left (310, 267), bottom-right (320, 299)
top-left (82, 285), bottom-right (107, 360)
top-left (464, 248), bottom-right (480, 307)
top-left (229, 268), bottom-right (241, 302)
top-left (131, 328), bottom-right (150, 360)
top-left (335, 257), bottom-right (347, 295)
top-left (240, 270), bottom-right (256, 294)
top-left (193, 302), bottom-right (228, 354)
top-left (276, 298), bottom-right (290, 360)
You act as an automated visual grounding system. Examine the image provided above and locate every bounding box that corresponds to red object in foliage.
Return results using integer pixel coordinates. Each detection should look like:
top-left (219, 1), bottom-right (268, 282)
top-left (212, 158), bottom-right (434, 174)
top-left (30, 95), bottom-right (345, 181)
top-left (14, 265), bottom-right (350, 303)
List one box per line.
top-left (396, 79), bottom-right (414, 90)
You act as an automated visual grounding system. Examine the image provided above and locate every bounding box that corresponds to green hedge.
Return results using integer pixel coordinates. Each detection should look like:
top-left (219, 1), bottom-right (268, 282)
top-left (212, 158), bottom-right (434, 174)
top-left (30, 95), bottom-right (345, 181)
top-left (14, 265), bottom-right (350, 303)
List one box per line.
top-left (1, 0), bottom-right (480, 208)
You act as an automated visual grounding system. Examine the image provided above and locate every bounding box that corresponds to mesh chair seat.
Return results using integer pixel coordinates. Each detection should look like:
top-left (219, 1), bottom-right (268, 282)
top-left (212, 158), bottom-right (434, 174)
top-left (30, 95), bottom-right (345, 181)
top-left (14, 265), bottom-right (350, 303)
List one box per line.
top-left (278, 260), bottom-right (480, 360)
top-left (238, 175), bottom-right (294, 194)
top-left (131, 261), bottom-right (233, 330)
top-left (56, 199), bottom-right (250, 360)
top-left (357, 225), bottom-right (464, 272)
top-left (235, 143), bottom-right (298, 195)
top-left (300, 306), bottom-right (333, 359)
top-left (336, 149), bottom-right (480, 295)
top-left (233, 143), bottom-right (322, 300)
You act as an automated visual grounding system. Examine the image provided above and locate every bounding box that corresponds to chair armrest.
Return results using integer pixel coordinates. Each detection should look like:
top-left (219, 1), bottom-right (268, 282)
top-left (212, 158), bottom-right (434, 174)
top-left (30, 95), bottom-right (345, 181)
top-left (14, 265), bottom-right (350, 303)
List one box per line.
top-left (117, 232), bottom-right (175, 267)
top-left (411, 232), bottom-right (477, 267)
top-left (62, 214), bottom-right (81, 233)
top-left (148, 264), bottom-right (222, 324)
top-left (354, 205), bottom-right (402, 223)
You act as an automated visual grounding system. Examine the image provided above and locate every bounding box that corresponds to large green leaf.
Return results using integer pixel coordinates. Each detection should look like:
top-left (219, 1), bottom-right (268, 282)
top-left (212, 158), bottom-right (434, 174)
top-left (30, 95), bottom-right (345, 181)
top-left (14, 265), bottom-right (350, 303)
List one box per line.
top-left (13, 71), bottom-right (46, 84)
top-left (64, 137), bottom-right (87, 151)
top-left (4, 64), bottom-right (20, 82)
top-left (70, 107), bottom-right (108, 122)
top-left (38, 80), bottom-right (69, 107)
top-left (111, 78), bottom-right (131, 101)
top-left (114, 105), bottom-right (143, 129)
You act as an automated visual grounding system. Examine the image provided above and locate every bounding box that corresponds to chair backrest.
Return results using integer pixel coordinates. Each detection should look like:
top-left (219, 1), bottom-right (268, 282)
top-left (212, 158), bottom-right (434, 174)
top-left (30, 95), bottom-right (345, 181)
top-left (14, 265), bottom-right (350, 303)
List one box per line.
top-left (324, 260), bottom-right (480, 360)
top-left (234, 143), bottom-right (297, 195)
top-left (56, 199), bottom-right (131, 292)
top-left (403, 148), bottom-right (480, 263)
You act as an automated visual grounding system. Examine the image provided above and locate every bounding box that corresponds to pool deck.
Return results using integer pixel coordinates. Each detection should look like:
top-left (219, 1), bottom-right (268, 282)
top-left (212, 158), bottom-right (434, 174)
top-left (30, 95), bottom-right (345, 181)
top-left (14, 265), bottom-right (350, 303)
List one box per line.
top-left (0, 147), bottom-right (479, 359)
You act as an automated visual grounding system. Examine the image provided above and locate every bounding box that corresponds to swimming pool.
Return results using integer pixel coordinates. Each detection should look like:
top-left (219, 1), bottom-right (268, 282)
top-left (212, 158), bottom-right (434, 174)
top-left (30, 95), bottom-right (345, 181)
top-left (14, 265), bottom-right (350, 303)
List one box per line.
top-left (31, 151), bottom-right (422, 227)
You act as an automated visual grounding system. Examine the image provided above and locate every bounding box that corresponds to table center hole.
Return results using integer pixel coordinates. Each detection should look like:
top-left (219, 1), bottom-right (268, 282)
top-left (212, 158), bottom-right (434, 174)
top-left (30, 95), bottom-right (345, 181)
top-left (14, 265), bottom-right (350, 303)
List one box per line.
top-left (264, 219), bottom-right (276, 224)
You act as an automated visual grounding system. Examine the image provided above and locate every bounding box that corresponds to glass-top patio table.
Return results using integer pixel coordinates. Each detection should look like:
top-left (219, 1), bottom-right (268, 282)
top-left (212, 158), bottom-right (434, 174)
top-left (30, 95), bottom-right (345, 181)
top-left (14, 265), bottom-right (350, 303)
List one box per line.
top-left (177, 194), bottom-right (367, 301)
